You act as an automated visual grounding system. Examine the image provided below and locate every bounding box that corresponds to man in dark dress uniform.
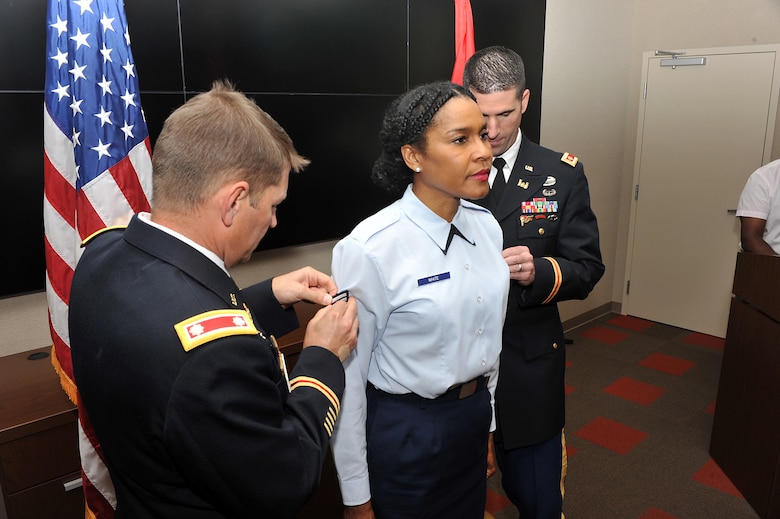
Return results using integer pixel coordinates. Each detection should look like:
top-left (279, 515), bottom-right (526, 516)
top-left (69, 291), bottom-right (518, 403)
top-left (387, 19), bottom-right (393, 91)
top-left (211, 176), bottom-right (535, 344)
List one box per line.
top-left (464, 46), bottom-right (605, 519)
top-left (70, 81), bottom-right (358, 518)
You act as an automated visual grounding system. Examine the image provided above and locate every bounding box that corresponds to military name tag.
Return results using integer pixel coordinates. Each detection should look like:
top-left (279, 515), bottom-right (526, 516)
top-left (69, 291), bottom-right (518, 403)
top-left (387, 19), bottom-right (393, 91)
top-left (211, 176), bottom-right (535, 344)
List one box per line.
top-left (418, 272), bottom-right (451, 286)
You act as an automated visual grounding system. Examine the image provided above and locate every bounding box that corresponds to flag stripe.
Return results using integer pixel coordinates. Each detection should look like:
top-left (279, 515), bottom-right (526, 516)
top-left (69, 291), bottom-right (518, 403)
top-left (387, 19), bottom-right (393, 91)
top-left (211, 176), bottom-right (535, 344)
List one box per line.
top-left (43, 194), bottom-right (81, 272)
top-left (117, 139), bottom-right (153, 210)
top-left (43, 154), bottom-right (77, 229)
top-left (43, 236), bottom-right (74, 304)
top-left (79, 408), bottom-right (117, 509)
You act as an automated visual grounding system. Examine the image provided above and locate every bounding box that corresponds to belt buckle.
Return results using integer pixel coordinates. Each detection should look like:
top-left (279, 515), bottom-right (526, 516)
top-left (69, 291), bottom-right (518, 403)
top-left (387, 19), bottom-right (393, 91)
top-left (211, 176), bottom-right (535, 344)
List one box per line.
top-left (458, 379), bottom-right (477, 399)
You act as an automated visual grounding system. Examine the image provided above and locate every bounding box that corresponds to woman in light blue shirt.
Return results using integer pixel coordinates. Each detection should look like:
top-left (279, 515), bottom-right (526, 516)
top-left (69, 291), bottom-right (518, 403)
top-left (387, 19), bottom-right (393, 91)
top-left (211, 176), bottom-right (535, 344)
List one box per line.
top-left (330, 82), bottom-right (510, 519)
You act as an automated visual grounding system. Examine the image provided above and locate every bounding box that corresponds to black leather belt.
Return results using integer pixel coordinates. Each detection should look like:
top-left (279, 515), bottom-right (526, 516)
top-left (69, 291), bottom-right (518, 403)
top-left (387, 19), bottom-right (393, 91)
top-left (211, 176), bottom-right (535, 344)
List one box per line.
top-left (369, 376), bottom-right (488, 403)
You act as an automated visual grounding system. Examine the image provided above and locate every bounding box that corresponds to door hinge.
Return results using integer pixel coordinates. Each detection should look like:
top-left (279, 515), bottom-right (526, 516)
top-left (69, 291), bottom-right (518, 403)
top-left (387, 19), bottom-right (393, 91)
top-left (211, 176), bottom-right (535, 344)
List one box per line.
top-left (626, 280), bottom-right (631, 295)
top-left (634, 184), bottom-right (640, 201)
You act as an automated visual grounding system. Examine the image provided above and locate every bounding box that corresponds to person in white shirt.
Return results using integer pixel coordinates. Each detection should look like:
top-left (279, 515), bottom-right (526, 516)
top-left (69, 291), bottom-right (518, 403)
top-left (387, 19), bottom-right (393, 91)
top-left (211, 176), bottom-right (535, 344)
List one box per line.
top-left (330, 81), bottom-right (510, 519)
top-left (737, 158), bottom-right (780, 255)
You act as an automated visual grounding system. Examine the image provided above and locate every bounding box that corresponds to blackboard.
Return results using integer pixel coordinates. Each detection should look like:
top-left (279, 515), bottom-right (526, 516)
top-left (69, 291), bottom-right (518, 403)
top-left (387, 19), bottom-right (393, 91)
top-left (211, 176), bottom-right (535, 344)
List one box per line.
top-left (0, 0), bottom-right (545, 297)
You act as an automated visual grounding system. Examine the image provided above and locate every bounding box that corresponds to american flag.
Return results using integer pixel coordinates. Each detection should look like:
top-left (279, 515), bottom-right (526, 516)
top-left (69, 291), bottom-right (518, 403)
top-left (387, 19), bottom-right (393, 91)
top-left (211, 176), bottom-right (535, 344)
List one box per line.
top-left (451, 0), bottom-right (475, 85)
top-left (44, 0), bottom-right (152, 516)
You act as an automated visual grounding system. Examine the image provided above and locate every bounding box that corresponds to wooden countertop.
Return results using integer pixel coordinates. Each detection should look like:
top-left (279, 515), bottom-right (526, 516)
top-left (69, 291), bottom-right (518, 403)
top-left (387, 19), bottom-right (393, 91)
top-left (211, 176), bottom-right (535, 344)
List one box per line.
top-left (0, 347), bottom-right (76, 443)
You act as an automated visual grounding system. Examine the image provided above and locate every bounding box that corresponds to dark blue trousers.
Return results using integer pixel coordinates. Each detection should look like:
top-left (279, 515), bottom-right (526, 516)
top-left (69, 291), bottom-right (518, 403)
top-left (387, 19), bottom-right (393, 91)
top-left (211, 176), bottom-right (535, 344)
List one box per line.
top-left (366, 386), bottom-right (491, 519)
top-left (494, 430), bottom-right (564, 519)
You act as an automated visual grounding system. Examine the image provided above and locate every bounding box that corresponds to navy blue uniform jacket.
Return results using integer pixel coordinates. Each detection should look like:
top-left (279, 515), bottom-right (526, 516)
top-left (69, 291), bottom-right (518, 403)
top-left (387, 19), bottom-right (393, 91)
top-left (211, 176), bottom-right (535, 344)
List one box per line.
top-left (70, 215), bottom-right (345, 518)
top-left (474, 134), bottom-right (604, 449)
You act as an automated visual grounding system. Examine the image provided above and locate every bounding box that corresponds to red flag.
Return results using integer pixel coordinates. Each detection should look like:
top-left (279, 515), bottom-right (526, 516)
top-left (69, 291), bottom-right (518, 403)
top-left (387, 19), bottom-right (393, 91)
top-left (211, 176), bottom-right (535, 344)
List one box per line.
top-left (451, 0), bottom-right (475, 85)
top-left (44, 0), bottom-right (152, 516)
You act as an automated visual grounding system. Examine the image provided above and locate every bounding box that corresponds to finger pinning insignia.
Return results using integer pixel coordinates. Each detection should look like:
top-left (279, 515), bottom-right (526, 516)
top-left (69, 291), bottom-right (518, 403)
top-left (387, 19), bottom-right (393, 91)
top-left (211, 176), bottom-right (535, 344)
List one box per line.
top-left (230, 293), bottom-right (238, 306)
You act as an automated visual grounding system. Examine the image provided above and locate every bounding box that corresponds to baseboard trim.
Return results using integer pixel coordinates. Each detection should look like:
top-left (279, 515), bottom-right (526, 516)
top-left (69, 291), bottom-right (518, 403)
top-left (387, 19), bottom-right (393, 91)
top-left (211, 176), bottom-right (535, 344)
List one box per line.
top-left (562, 302), bottom-right (617, 333)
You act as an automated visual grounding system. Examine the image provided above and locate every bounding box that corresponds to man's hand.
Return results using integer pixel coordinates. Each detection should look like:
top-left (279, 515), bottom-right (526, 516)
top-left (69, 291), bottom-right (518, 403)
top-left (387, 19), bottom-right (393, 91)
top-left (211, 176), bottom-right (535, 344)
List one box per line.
top-left (272, 266), bottom-right (339, 306)
top-left (303, 297), bottom-right (358, 362)
top-left (486, 432), bottom-right (496, 478)
top-left (503, 245), bottom-right (535, 285)
top-left (344, 501), bottom-right (375, 519)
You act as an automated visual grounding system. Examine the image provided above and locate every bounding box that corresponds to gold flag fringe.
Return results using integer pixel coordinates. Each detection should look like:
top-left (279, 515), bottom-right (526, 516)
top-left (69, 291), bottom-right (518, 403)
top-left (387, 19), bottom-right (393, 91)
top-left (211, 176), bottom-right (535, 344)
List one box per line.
top-left (50, 345), bottom-right (78, 405)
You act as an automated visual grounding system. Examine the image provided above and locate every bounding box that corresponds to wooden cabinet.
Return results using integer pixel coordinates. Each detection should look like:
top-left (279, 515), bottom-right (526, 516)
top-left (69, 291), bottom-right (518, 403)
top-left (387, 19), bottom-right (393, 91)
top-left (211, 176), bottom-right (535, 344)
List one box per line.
top-left (710, 252), bottom-right (780, 519)
top-left (0, 347), bottom-right (83, 519)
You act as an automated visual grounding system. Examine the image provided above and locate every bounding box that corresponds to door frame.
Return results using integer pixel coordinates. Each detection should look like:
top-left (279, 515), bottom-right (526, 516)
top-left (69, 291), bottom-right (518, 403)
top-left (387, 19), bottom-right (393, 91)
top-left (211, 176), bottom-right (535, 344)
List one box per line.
top-left (623, 44), bottom-right (780, 335)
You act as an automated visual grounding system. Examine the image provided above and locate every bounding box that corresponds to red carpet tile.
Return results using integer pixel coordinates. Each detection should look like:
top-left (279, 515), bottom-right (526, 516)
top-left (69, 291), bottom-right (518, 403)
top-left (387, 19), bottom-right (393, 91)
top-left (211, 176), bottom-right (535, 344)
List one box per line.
top-left (574, 416), bottom-right (648, 455)
top-left (485, 488), bottom-right (513, 515)
top-left (608, 314), bottom-right (655, 332)
top-left (639, 507), bottom-right (679, 519)
top-left (603, 376), bottom-right (666, 406)
top-left (639, 352), bottom-right (695, 376)
top-left (692, 459), bottom-right (745, 499)
top-left (580, 325), bottom-right (631, 345)
top-left (683, 332), bottom-right (725, 351)
top-left (565, 443), bottom-right (578, 458)
top-left (565, 382), bottom-right (575, 395)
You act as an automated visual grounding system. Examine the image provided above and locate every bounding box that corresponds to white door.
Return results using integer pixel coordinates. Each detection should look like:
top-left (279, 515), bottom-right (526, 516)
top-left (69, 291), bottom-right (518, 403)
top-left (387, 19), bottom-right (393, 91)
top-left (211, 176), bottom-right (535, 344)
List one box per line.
top-left (624, 45), bottom-right (780, 338)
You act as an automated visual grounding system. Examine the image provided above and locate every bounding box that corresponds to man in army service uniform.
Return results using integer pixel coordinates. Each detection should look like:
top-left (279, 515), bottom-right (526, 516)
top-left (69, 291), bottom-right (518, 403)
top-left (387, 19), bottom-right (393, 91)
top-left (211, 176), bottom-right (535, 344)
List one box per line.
top-left (70, 81), bottom-right (358, 518)
top-left (464, 46), bottom-right (605, 519)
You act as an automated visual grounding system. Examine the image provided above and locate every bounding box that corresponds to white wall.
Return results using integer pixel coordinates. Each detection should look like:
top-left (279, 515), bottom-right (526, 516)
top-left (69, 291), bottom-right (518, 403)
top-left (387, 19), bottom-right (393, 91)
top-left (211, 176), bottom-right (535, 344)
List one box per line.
top-left (543, 0), bottom-right (780, 322)
top-left (0, 240), bottom-right (337, 357)
top-left (6, 1), bottom-right (780, 356)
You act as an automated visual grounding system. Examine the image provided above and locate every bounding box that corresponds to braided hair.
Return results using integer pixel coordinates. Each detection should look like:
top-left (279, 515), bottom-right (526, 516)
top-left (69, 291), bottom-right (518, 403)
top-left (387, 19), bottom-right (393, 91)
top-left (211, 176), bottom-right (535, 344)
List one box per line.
top-left (371, 81), bottom-right (476, 196)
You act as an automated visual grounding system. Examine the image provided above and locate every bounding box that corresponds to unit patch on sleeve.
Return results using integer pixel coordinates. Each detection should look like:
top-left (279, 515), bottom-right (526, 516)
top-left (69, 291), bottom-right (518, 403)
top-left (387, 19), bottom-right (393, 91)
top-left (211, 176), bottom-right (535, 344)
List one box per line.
top-left (175, 309), bottom-right (259, 351)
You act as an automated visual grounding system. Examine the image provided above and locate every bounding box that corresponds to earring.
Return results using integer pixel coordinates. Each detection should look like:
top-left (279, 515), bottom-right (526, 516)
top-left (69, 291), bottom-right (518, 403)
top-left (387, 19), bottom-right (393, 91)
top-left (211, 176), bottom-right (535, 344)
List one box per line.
top-left (415, 167), bottom-right (421, 172)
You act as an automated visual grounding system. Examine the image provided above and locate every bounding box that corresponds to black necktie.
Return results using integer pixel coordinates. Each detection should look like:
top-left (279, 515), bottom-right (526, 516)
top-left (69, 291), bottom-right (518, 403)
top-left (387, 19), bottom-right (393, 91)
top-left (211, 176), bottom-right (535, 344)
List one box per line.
top-left (492, 157), bottom-right (507, 201)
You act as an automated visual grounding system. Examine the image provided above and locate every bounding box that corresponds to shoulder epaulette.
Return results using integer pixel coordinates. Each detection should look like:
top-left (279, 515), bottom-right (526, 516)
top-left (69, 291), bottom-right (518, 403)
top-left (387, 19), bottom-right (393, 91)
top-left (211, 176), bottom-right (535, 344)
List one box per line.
top-left (350, 205), bottom-right (402, 243)
top-left (80, 225), bottom-right (126, 247)
top-left (561, 152), bottom-right (579, 167)
top-left (461, 199), bottom-right (491, 214)
top-left (174, 309), bottom-right (259, 352)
